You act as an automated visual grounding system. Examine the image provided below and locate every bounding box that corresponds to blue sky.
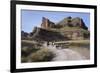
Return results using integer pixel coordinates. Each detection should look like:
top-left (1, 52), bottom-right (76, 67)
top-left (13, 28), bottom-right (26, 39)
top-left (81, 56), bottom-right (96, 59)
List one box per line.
top-left (21, 10), bottom-right (90, 33)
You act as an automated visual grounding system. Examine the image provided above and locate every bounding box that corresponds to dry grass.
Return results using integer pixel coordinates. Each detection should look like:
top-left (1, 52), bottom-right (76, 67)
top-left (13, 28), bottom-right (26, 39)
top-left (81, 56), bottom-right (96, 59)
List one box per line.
top-left (21, 48), bottom-right (54, 63)
top-left (28, 48), bottom-right (54, 62)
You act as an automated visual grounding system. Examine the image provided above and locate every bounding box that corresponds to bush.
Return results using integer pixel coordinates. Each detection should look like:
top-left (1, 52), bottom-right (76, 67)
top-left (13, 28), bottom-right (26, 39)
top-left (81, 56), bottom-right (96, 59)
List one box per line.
top-left (27, 48), bottom-right (54, 62)
top-left (21, 46), bottom-right (40, 57)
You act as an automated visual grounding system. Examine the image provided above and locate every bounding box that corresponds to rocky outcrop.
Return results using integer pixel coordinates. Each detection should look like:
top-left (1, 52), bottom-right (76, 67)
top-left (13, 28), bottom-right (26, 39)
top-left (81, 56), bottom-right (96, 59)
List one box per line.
top-left (71, 17), bottom-right (88, 30)
top-left (30, 27), bottom-right (68, 41)
top-left (57, 17), bottom-right (88, 30)
top-left (41, 17), bottom-right (55, 29)
top-left (22, 16), bottom-right (89, 41)
top-left (41, 16), bottom-right (88, 30)
top-left (21, 31), bottom-right (29, 40)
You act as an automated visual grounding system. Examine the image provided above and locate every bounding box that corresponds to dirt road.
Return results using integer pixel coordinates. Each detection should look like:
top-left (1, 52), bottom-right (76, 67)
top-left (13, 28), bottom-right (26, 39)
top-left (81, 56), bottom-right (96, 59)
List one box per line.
top-left (43, 44), bottom-right (88, 61)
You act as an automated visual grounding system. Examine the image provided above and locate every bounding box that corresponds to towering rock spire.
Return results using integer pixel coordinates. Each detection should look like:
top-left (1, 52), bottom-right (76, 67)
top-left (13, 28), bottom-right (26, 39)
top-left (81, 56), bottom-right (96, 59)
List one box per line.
top-left (41, 17), bottom-right (49, 29)
top-left (41, 17), bottom-right (55, 29)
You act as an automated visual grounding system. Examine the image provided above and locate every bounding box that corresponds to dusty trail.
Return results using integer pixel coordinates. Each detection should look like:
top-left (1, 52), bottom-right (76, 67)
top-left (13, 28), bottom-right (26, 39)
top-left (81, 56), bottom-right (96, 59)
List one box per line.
top-left (43, 43), bottom-right (86, 61)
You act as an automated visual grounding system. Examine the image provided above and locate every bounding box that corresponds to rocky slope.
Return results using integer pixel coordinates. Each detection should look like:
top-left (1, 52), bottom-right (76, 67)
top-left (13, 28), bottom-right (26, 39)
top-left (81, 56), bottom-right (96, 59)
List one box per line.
top-left (22, 17), bottom-right (89, 41)
top-left (29, 27), bottom-right (68, 41)
top-left (21, 31), bottom-right (29, 40)
top-left (57, 17), bottom-right (88, 30)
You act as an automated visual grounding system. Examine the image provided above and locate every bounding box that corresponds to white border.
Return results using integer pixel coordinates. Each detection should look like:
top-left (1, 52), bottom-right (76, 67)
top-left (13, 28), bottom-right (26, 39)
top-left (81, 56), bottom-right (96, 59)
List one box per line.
top-left (16, 4), bottom-right (94, 69)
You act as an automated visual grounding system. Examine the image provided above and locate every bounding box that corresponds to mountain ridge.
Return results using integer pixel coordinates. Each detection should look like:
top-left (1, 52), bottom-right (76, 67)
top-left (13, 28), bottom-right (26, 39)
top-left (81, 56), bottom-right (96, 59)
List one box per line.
top-left (22, 17), bottom-right (89, 41)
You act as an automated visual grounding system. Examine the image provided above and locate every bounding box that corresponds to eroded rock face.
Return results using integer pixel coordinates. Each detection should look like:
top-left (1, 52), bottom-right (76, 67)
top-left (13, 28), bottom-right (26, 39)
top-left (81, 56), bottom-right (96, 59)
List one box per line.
top-left (30, 27), bottom-right (68, 41)
top-left (22, 16), bottom-right (89, 41)
top-left (71, 17), bottom-right (88, 30)
top-left (57, 17), bottom-right (88, 30)
top-left (40, 17), bottom-right (88, 30)
top-left (41, 17), bottom-right (55, 29)
top-left (40, 16), bottom-right (88, 30)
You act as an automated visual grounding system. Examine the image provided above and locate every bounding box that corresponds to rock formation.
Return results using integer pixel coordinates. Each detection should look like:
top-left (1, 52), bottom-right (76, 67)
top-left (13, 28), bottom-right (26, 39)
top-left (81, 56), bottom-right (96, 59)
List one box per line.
top-left (22, 16), bottom-right (89, 41)
top-left (57, 17), bottom-right (88, 30)
top-left (41, 17), bottom-right (55, 29)
top-left (29, 27), bottom-right (68, 41)
top-left (21, 31), bottom-right (29, 40)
